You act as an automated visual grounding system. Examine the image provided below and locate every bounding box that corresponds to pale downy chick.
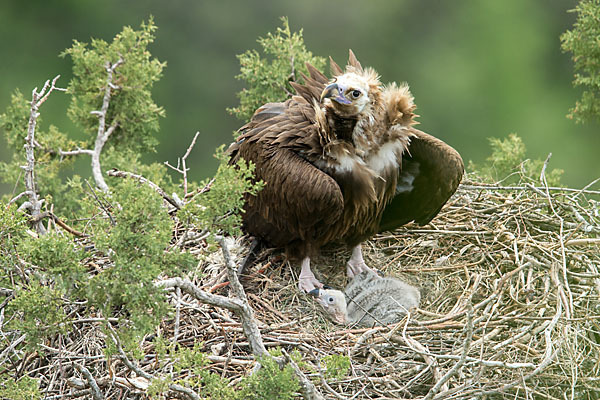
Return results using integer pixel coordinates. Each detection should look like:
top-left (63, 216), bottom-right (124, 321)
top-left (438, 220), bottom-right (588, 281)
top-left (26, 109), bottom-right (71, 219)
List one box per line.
top-left (310, 270), bottom-right (420, 327)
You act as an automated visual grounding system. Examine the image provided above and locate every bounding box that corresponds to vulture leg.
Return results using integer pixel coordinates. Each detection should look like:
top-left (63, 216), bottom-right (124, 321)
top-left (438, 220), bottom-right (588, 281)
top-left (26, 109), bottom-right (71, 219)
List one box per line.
top-left (346, 244), bottom-right (377, 279)
top-left (298, 257), bottom-right (324, 293)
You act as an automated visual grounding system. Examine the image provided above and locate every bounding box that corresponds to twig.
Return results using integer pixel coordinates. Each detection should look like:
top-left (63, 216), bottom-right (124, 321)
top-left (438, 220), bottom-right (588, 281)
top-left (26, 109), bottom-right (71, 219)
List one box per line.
top-left (105, 323), bottom-right (200, 400)
top-left (164, 131), bottom-right (201, 198)
top-left (73, 364), bottom-right (103, 400)
top-left (84, 179), bottom-right (115, 226)
top-left (459, 182), bottom-right (600, 196)
top-left (7, 191), bottom-right (34, 207)
top-left (565, 238), bottom-right (600, 246)
top-left (426, 306), bottom-right (473, 400)
top-left (29, 211), bottom-right (87, 237)
top-left (106, 169), bottom-right (180, 209)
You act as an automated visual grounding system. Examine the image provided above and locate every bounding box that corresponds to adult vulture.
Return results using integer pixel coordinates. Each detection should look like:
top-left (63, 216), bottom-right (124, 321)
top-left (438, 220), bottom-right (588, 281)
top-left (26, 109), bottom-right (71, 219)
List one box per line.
top-left (228, 51), bottom-right (463, 293)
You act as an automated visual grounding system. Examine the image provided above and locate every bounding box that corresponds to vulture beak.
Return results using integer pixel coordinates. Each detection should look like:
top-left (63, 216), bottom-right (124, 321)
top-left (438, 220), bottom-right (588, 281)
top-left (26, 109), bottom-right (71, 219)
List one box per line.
top-left (308, 288), bottom-right (320, 298)
top-left (320, 83), bottom-right (352, 105)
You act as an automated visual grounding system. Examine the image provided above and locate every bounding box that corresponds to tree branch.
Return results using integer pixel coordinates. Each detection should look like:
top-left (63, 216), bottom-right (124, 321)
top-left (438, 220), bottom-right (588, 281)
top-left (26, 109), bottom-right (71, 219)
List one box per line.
top-left (73, 364), bottom-right (103, 400)
top-left (22, 75), bottom-right (65, 235)
top-left (159, 236), bottom-right (325, 400)
top-left (164, 131), bottom-right (201, 198)
top-left (106, 169), bottom-right (181, 210)
top-left (105, 323), bottom-right (200, 400)
top-left (90, 59), bottom-right (123, 192)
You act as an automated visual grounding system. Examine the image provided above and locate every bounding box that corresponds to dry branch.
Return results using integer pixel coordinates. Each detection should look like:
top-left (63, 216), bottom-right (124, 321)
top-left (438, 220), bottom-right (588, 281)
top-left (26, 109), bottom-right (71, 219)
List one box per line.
top-left (107, 168), bottom-right (180, 209)
top-left (59, 59), bottom-right (123, 192)
top-left (21, 75), bottom-right (66, 234)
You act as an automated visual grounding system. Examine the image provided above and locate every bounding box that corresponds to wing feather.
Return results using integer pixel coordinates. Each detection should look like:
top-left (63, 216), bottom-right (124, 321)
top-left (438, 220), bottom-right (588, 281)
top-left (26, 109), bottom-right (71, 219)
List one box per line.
top-left (236, 141), bottom-right (344, 250)
top-left (378, 129), bottom-right (463, 232)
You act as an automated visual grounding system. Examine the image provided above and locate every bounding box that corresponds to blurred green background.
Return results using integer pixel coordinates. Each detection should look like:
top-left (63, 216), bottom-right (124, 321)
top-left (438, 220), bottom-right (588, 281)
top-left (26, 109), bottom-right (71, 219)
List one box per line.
top-left (1, 0), bottom-right (599, 195)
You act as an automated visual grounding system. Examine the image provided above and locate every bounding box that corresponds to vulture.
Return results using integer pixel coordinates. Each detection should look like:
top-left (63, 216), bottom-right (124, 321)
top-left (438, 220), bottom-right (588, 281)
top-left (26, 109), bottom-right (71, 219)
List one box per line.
top-left (308, 270), bottom-right (420, 326)
top-left (228, 50), bottom-right (463, 293)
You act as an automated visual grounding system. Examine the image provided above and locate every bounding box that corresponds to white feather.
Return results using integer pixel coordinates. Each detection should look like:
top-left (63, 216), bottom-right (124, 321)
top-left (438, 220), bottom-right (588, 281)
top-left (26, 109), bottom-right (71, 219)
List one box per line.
top-left (367, 141), bottom-right (404, 174)
top-left (396, 161), bottom-right (420, 194)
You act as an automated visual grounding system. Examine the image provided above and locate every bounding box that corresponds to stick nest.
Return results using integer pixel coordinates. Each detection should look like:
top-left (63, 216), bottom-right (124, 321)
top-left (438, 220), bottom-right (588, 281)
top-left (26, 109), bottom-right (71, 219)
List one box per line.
top-left (15, 176), bottom-right (600, 399)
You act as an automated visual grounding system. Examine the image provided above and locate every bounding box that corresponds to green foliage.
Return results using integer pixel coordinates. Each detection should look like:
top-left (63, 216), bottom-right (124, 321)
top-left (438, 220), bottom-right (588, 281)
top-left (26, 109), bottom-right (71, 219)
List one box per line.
top-left (0, 89), bottom-right (81, 210)
top-left (4, 232), bottom-right (87, 350)
top-left (561, 0), bottom-right (600, 123)
top-left (6, 281), bottom-right (68, 350)
top-left (62, 18), bottom-right (165, 153)
top-left (148, 343), bottom-right (304, 399)
top-left (87, 179), bottom-right (194, 350)
top-left (172, 342), bottom-right (236, 398)
top-left (0, 374), bottom-right (41, 400)
top-left (238, 352), bottom-right (300, 400)
top-left (18, 233), bottom-right (87, 291)
top-left (469, 133), bottom-right (563, 185)
top-left (228, 17), bottom-right (326, 122)
top-left (0, 203), bottom-right (28, 278)
top-left (322, 354), bottom-right (350, 380)
top-left (180, 146), bottom-right (263, 236)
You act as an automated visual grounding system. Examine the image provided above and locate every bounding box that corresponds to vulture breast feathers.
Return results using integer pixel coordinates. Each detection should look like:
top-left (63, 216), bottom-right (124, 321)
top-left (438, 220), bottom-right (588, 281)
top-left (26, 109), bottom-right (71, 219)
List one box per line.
top-left (228, 50), bottom-right (463, 266)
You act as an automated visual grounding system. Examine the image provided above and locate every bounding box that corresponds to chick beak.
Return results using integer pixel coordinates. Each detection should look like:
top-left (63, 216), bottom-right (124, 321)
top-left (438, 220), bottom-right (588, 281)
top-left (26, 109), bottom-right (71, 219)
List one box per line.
top-left (320, 83), bottom-right (352, 105)
top-left (308, 288), bottom-right (320, 298)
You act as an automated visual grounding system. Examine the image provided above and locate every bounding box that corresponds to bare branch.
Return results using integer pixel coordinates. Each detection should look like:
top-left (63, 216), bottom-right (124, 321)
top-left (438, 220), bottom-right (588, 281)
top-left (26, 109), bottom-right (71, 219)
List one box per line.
top-left (105, 323), bottom-right (200, 400)
top-left (28, 211), bottom-right (87, 237)
top-left (426, 305), bottom-right (474, 400)
top-left (7, 191), bottom-right (34, 207)
top-left (59, 148), bottom-right (94, 157)
top-left (165, 131), bottom-right (201, 198)
top-left (158, 236), bottom-right (325, 400)
top-left (73, 364), bottom-right (104, 400)
top-left (281, 348), bottom-right (325, 400)
top-left (90, 59), bottom-right (123, 192)
top-left (106, 169), bottom-right (181, 210)
top-left (22, 75), bottom-right (66, 235)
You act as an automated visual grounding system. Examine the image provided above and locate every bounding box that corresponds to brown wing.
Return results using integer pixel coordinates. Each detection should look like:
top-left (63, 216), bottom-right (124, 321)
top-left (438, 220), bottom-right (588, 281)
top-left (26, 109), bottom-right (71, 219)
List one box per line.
top-left (378, 129), bottom-right (464, 232)
top-left (237, 143), bottom-right (344, 253)
top-left (228, 93), bottom-right (344, 257)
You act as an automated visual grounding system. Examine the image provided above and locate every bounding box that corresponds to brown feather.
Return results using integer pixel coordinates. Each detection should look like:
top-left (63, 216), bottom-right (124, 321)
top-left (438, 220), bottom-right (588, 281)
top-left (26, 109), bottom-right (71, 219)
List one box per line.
top-left (329, 56), bottom-right (343, 76)
top-left (348, 49), bottom-right (363, 72)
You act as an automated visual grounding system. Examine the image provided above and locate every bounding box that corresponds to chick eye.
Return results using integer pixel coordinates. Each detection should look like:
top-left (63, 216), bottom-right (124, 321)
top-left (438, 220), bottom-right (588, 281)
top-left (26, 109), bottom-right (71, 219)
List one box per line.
top-left (350, 90), bottom-right (362, 99)
top-left (327, 296), bottom-right (335, 303)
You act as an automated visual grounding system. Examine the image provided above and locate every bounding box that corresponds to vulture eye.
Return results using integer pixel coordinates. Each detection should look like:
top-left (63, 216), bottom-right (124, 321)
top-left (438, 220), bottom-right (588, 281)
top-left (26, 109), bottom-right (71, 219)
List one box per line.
top-left (327, 296), bottom-right (335, 304)
top-left (351, 90), bottom-right (362, 99)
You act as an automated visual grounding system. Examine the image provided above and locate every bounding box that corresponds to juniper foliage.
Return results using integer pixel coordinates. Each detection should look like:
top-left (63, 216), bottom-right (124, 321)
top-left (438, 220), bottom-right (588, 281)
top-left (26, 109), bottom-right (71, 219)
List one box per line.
top-left (228, 17), bottom-right (326, 122)
top-left (561, 0), bottom-right (600, 123)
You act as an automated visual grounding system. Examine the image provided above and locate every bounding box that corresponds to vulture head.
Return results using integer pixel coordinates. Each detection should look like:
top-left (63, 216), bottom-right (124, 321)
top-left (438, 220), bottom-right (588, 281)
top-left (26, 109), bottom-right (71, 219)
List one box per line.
top-left (319, 50), bottom-right (383, 121)
top-left (320, 70), bottom-right (381, 118)
top-left (309, 287), bottom-right (347, 325)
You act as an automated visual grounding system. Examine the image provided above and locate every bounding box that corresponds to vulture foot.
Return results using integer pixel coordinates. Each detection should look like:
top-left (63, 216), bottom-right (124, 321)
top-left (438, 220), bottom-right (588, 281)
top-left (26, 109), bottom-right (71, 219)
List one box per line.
top-left (346, 244), bottom-right (377, 279)
top-left (346, 259), bottom-right (376, 279)
top-left (298, 257), bottom-right (324, 293)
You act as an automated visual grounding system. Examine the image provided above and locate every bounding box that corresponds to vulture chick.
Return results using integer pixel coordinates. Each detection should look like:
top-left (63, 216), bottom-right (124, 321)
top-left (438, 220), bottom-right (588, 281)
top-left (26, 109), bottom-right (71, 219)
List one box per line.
top-left (228, 51), bottom-right (463, 293)
top-left (309, 270), bottom-right (420, 326)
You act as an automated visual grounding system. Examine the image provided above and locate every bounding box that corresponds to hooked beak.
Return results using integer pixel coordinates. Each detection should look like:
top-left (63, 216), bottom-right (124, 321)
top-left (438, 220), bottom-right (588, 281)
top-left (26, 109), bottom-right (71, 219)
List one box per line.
top-left (320, 83), bottom-right (352, 105)
top-left (308, 288), bottom-right (320, 298)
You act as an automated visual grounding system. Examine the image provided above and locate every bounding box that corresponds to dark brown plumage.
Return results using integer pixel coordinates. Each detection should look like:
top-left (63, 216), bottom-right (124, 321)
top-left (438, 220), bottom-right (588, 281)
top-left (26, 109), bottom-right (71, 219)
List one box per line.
top-left (228, 51), bottom-right (463, 292)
